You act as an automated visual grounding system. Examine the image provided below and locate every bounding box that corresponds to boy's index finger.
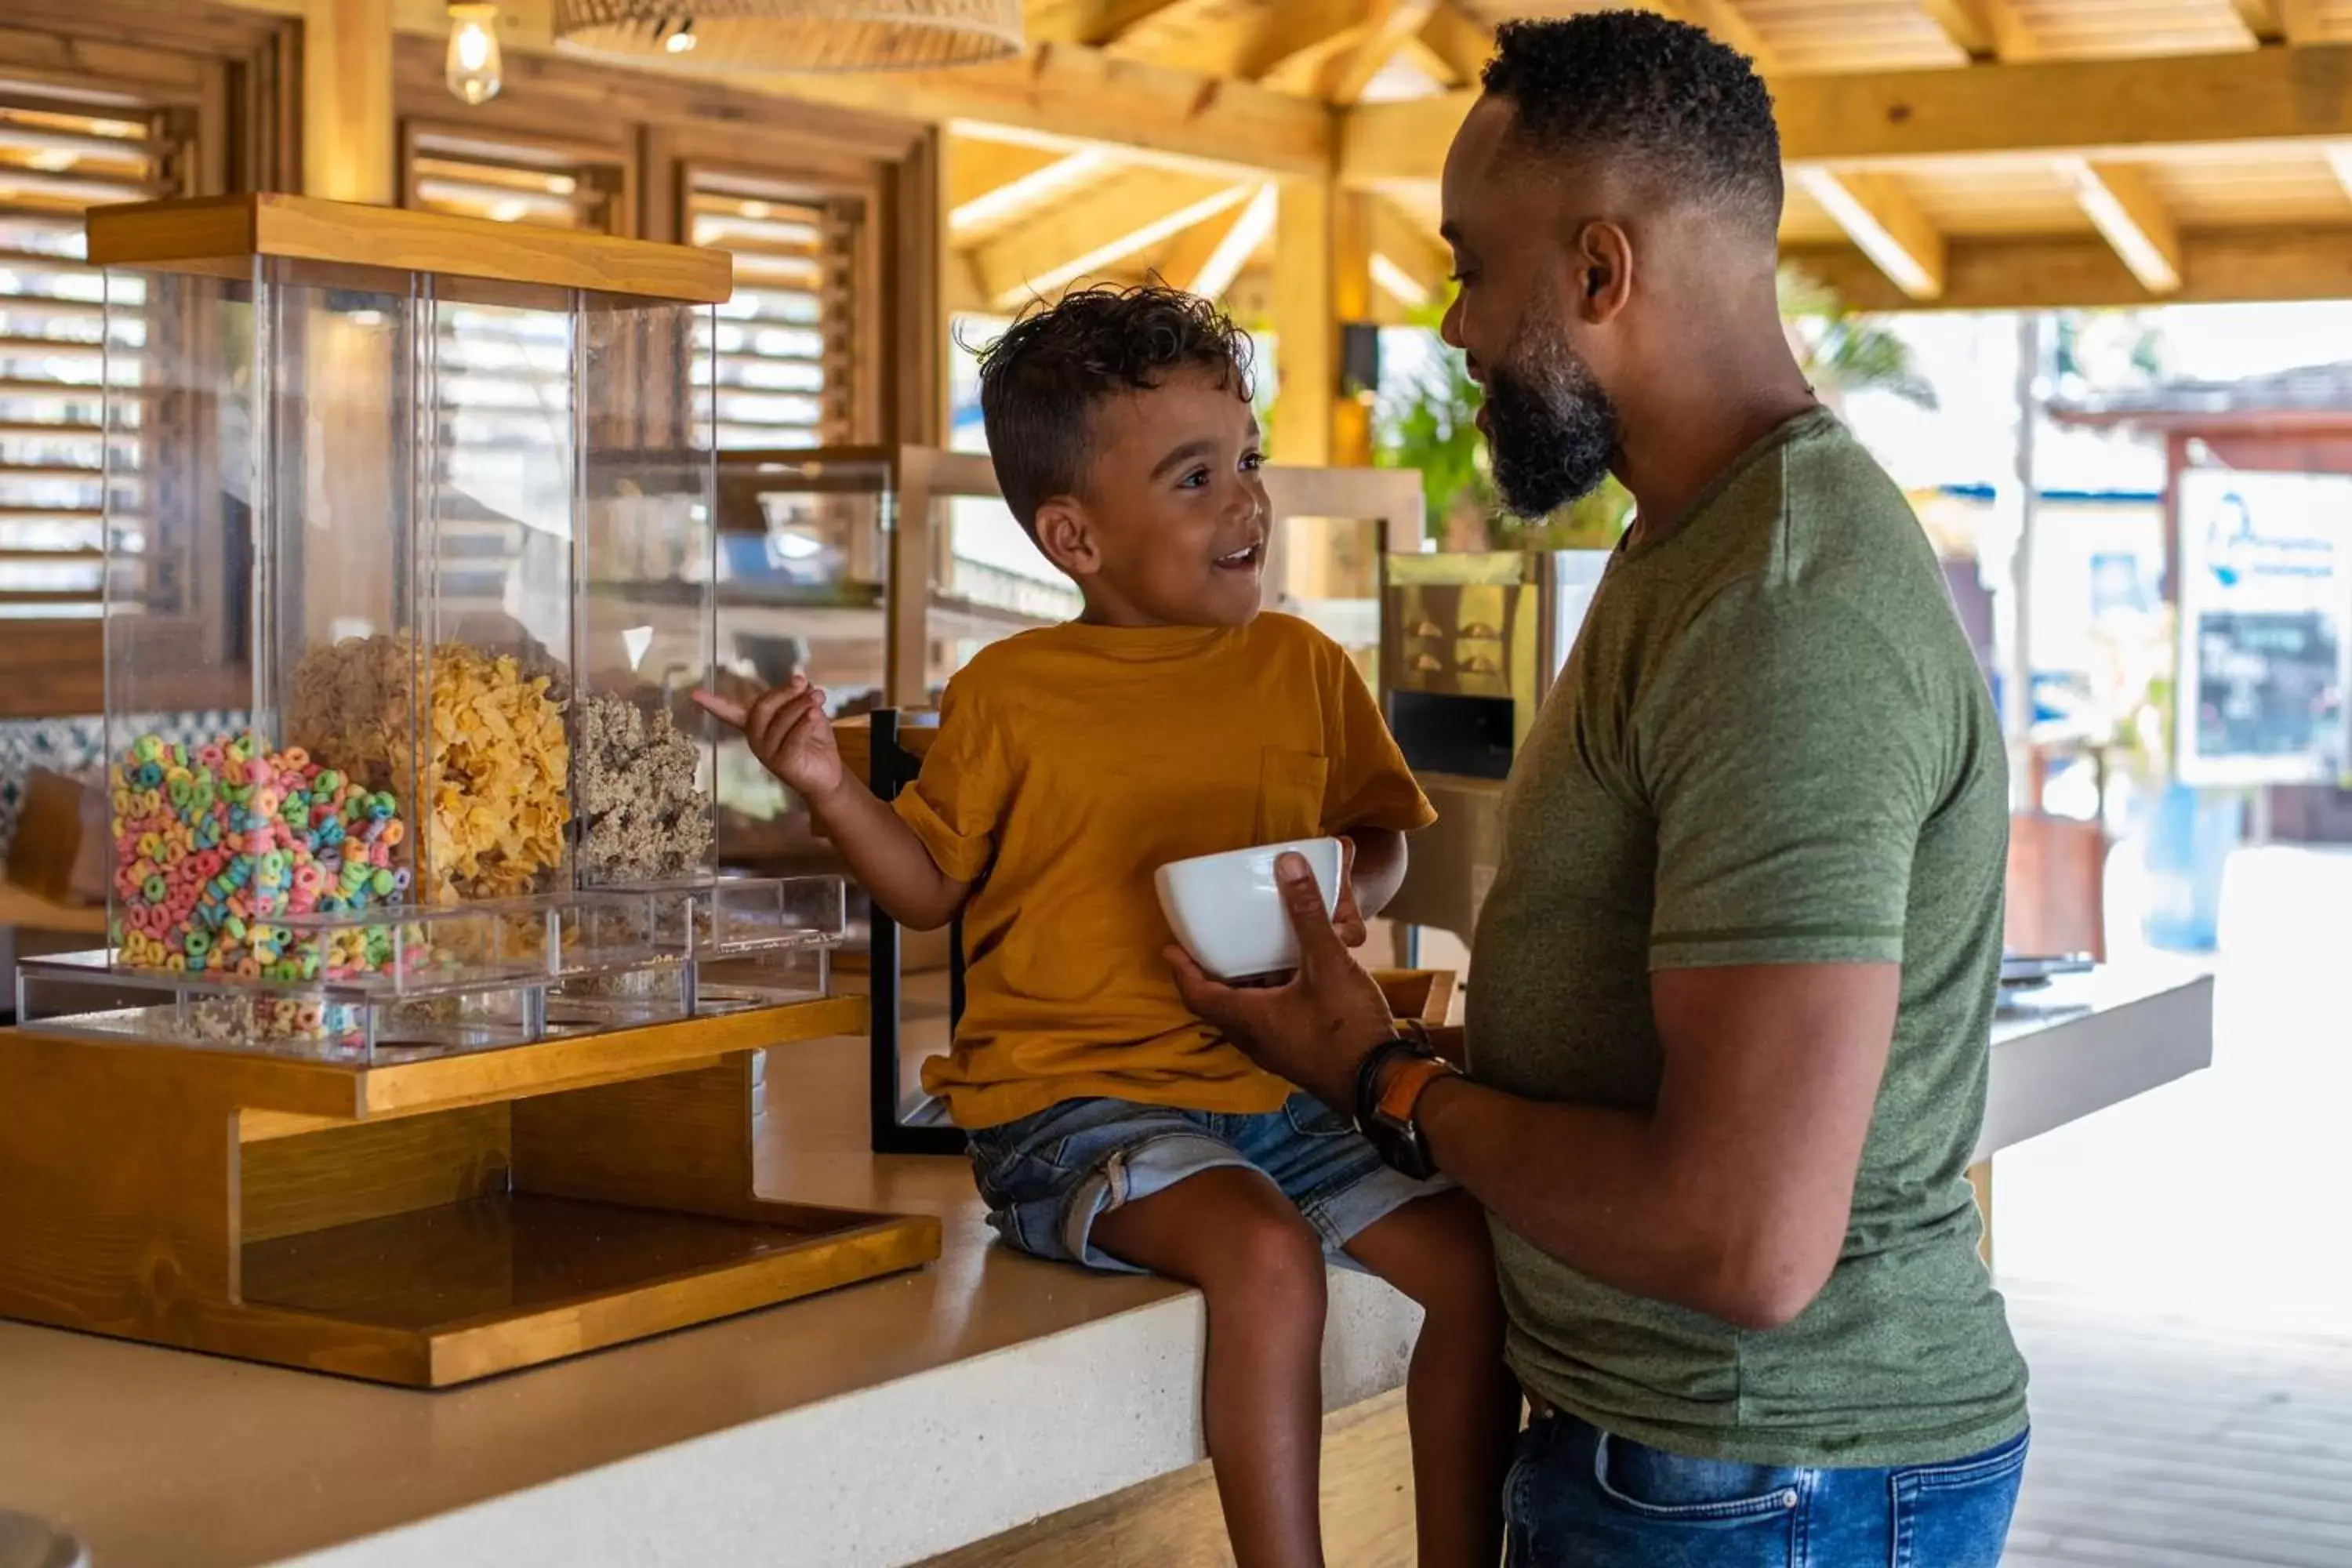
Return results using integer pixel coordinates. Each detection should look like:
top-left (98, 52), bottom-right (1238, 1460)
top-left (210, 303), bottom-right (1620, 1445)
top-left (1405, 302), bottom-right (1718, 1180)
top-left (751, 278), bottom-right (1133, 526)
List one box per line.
top-left (691, 689), bottom-right (750, 729)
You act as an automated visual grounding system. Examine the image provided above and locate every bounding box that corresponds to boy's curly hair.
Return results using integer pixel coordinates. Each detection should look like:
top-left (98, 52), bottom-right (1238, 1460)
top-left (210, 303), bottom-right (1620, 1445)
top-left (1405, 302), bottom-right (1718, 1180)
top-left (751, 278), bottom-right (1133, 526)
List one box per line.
top-left (975, 282), bottom-right (1257, 534)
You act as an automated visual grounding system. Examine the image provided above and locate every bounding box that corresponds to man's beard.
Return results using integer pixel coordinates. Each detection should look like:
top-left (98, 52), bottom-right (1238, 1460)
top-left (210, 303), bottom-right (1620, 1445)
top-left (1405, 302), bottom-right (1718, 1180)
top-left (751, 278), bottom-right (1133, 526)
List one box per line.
top-left (1482, 305), bottom-right (1618, 520)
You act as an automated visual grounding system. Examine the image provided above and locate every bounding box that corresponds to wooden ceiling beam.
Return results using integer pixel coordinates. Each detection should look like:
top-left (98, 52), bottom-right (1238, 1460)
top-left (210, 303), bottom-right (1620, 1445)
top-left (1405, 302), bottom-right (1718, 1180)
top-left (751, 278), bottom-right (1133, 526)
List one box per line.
top-left (758, 43), bottom-right (1332, 180)
top-left (1153, 182), bottom-right (1276, 299)
top-left (1024, 0), bottom-right (1201, 48)
top-left (972, 170), bottom-right (1256, 307)
top-left (2328, 145), bottom-right (2352, 201)
top-left (1659, 0), bottom-right (1779, 68)
top-left (946, 139), bottom-right (1072, 214)
top-left (1410, 2), bottom-right (1495, 87)
top-left (1365, 193), bottom-right (1450, 306)
top-left (944, 249), bottom-right (990, 317)
top-left (1914, 0), bottom-right (2037, 60)
top-left (2056, 156), bottom-right (2183, 293)
top-left (1321, 0), bottom-right (1441, 105)
top-left (1142, 0), bottom-right (1371, 82)
top-left (949, 148), bottom-right (1116, 242)
top-left (2232, 0), bottom-right (2287, 44)
top-left (1791, 168), bottom-right (1946, 299)
top-left (1342, 45), bottom-right (2352, 186)
top-left (311, 0), bottom-right (1333, 179)
top-left (1784, 223), bottom-right (2352, 310)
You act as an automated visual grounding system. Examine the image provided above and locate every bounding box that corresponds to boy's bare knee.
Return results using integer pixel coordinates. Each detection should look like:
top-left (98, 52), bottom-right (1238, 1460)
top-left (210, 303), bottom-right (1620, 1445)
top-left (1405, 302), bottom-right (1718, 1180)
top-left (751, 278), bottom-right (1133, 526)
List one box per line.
top-left (1203, 1208), bottom-right (1328, 1320)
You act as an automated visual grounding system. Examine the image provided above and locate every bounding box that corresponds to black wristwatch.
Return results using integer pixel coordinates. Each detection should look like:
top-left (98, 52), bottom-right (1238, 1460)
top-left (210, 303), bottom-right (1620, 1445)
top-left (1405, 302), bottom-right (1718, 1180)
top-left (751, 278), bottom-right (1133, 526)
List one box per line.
top-left (1352, 1022), bottom-right (1461, 1181)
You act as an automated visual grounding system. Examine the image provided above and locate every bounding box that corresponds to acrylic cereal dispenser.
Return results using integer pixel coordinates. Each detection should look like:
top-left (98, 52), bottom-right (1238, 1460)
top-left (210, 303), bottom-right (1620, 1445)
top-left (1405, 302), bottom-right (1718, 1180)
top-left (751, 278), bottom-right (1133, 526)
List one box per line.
top-left (0, 197), bottom-right (935, 1391)
top-left (16, 194), bottom-right (849, 1054)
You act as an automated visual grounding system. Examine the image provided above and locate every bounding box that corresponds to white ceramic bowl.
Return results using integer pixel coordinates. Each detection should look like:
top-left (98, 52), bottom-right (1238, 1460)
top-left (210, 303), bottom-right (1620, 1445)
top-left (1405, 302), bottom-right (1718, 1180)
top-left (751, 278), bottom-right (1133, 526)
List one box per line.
top-left (1156, 836), bottom-right (1343, 982)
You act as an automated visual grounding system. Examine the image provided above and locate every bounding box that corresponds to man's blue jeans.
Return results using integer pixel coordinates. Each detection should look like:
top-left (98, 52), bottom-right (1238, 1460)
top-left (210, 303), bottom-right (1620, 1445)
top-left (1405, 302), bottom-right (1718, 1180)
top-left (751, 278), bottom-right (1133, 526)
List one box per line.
top-left (1504, 1410), bottom-right (2028, 1567)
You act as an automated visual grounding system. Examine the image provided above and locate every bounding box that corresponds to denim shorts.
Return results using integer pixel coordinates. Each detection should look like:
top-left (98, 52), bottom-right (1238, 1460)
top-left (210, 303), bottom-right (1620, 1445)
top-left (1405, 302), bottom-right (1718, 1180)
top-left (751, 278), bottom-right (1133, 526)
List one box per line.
top-left (1504, 1409), bottom-right (2029, 1568)
top-left (964, 1092), bottom-right (1450, 1272)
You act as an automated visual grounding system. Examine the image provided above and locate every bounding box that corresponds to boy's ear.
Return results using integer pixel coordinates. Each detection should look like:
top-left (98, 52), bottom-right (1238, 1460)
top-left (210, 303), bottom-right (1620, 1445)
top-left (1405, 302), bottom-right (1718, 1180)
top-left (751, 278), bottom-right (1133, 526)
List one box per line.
top-left (1031, 495), bottom-right (1098, 579)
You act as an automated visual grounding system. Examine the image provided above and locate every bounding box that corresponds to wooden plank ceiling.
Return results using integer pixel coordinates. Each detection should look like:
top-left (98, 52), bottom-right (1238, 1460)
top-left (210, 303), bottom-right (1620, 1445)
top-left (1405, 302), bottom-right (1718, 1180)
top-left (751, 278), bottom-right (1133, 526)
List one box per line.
top-left (949, 0), bottom-right (2352, 314)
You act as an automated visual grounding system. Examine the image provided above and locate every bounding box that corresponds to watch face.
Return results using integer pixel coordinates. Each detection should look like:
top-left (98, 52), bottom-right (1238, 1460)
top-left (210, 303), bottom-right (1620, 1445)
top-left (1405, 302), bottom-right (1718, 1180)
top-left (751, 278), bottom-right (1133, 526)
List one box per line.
top-left (1369, 1114), bottom-right (1436, 1182)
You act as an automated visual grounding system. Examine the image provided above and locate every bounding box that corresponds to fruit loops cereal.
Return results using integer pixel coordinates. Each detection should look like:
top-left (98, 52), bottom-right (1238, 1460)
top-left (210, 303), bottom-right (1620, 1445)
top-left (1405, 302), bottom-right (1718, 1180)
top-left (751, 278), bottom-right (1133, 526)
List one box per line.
top-left (186, 995), bottom-right (354, 1052)
top-left (109, 732), bottom-right (418, 981)
top-left (289, 635), bottom-right (570, 902)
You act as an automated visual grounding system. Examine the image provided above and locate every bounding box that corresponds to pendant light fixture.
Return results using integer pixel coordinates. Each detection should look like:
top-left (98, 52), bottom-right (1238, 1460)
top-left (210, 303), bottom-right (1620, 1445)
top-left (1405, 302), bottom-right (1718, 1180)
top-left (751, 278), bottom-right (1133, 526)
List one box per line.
top-left (445, 3), bottom-right (505, 104)
top-left (550, 1), bottom-right (1022, 71)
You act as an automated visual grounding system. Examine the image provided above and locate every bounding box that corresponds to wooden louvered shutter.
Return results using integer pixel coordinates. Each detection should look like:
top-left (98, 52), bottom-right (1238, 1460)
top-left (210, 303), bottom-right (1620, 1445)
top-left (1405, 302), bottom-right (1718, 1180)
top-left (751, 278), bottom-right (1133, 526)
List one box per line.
top-left (685, 169), bottom-right (865, 450)
top-left (0, 83), bottom-right (191, 622)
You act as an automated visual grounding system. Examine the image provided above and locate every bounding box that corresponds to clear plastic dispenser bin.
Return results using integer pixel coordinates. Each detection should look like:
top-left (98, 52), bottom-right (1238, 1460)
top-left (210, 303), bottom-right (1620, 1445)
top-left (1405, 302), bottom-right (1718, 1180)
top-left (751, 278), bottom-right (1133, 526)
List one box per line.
top-left (19, 193), bottom-right (848, 1060)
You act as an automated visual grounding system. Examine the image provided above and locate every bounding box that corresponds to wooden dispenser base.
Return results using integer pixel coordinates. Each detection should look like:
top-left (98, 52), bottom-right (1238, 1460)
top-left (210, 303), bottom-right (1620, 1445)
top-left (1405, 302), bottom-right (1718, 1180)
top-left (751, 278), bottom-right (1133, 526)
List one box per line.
top-left (0, 999), bottom-right (941, 1388)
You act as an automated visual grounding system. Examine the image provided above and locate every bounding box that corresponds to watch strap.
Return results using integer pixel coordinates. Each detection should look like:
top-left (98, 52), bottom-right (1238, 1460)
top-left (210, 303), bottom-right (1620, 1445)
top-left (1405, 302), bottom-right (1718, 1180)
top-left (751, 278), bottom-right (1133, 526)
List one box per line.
top-left (1375, 1054), bottom-right (1457, 1126)
top-left (1353, 1031), bottom-right (1432, 1131)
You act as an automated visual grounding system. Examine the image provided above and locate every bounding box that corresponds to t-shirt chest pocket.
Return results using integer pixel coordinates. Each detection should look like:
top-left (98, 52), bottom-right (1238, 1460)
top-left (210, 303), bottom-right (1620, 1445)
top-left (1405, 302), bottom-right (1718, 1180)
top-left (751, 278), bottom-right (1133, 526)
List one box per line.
top-left (1255, 747), bottom-right (1330, 844)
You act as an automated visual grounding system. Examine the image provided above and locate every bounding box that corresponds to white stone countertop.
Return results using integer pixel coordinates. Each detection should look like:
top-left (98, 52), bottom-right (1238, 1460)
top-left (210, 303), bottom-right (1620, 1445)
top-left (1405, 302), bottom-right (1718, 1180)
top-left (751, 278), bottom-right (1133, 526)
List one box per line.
top-left (0, 964), bottom-right (2212, 1568)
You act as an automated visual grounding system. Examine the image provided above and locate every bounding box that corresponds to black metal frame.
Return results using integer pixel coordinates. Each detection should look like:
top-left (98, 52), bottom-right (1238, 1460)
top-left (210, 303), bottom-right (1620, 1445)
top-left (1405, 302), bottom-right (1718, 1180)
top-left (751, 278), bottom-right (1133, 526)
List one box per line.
top-left (866, 708), bottom-right (969, 1155)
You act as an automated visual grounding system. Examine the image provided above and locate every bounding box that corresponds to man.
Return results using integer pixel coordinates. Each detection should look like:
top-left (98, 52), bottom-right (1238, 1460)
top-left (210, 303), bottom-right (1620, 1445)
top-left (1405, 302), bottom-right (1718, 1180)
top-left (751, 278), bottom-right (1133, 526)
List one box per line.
top-left (1169, 14), bottom-right (2029, 1566)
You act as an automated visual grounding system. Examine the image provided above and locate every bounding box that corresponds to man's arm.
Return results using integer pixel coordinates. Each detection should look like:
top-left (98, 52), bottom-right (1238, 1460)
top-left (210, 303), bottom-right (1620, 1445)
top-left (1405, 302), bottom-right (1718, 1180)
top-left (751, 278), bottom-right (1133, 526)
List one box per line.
top-left (1414, 961), bottom-right (1897, 1330)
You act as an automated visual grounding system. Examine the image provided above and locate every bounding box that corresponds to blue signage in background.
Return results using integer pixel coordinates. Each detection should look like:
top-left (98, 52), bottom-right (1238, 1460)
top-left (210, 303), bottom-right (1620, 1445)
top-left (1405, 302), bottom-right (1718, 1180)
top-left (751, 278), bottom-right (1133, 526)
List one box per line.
top-left (2089, 550), bottom-right (2152, 616)
top-left (2175, 470), bottom-right (2352, 788)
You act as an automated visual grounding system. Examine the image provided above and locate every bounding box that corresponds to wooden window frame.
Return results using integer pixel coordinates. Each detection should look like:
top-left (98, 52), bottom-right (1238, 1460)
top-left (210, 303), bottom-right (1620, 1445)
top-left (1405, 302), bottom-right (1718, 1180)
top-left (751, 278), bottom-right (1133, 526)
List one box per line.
top-left (392, 35), bottom-right (941, 446)
top-left (679, 158), bottom-right (873, 447)
top-left (0, 0), bottom-right (298, 719)
top-left (399, 118), bottom-right (637, 237)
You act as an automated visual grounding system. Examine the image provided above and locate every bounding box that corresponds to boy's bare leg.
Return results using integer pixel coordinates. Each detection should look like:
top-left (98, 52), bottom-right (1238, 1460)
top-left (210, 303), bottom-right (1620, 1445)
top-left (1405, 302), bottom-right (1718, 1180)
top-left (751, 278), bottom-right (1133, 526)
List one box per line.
top-left (1343, 1189), bottom-right (1520, 1568)
top-left (1091, 1167), bottom-right (1330, 1568)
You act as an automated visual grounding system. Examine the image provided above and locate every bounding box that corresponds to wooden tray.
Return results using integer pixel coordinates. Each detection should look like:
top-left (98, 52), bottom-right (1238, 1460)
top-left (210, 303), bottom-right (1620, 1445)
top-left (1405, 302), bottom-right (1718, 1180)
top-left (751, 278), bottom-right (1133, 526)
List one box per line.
top-left (0, 1000), bottom-right (940, 1388)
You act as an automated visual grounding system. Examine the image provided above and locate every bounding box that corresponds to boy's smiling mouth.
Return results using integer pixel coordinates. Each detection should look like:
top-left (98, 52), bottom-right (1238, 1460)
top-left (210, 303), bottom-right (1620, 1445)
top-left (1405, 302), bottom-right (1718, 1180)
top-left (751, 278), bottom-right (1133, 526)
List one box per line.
top-left (1214, 542), bottom-right (1264, 571)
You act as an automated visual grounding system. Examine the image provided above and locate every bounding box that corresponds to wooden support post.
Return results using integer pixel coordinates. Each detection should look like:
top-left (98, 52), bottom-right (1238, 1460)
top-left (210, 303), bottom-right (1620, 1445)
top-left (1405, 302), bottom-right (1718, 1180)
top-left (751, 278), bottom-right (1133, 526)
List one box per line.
top-left (302, 0), bottom-right (395, 204)
top-left (900, 127), bottom-right (951, 448)
top-left (1334, 190), bottom-right (1374, 470)
top-left (1272, 180), bottom-right (1374, 469)
top-left (1272, 177), bottom-right (1334, 466)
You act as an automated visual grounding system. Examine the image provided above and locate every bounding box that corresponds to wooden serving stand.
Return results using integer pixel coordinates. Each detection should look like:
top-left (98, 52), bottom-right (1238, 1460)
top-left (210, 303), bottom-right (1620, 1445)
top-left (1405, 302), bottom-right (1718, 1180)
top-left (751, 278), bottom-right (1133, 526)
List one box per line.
top-left (0, 998), bottom-right (942, 1388)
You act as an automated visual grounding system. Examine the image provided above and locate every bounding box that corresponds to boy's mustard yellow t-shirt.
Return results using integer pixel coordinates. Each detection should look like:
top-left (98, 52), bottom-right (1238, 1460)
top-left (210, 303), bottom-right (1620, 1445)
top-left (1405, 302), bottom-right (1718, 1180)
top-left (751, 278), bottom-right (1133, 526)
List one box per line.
top-left (895, 613), bottom-right (1435, 1129)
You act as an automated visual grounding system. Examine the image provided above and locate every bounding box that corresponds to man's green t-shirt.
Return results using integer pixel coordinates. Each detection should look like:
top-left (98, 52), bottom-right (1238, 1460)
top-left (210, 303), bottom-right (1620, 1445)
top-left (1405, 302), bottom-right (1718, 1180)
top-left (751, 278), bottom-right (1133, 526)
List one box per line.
top-left (1467, 408), bottom-right (2029, 1468)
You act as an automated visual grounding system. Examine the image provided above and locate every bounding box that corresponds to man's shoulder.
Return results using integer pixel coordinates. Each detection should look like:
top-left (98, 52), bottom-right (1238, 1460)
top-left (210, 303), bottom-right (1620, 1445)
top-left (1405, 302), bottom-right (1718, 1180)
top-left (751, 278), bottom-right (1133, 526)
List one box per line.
top-left (1780, 417), bottom-right (1934, 571)
top-left (1675, 417), bottom-right (1942, 624)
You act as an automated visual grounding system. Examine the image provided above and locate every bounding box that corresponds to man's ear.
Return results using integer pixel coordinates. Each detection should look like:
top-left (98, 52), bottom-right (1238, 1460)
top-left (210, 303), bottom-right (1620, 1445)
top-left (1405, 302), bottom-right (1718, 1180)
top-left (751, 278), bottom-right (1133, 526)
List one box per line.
top-left (1573, 219), bottom-right (1635, 324)
top-left (1032, 495), bottom-right (1098, 579)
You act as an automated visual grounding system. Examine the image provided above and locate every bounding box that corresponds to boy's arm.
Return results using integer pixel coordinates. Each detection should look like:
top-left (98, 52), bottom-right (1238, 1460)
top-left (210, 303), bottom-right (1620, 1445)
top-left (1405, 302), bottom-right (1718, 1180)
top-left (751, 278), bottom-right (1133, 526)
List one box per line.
top-left (1312, 632), bottom-right (1428, 940)
top-left (803, 774), bottom-right (971, 933)
top-left (1342, 826), bottom-right (1406, 921)
top-left (695, 684), bottom-right (970, 931)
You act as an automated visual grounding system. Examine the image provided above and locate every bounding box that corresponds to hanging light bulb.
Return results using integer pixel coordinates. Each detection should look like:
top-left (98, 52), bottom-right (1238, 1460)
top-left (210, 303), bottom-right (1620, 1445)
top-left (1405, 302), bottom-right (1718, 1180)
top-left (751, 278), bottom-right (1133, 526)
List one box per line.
top-left (664, 16), bottom-right (698, 53)
top-left (445, 3), bottom-right (504, 105)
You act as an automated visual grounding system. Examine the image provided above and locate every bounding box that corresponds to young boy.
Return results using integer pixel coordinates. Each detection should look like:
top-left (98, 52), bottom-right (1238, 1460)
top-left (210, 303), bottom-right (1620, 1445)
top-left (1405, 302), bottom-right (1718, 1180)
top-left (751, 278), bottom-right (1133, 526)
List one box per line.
top-left (698, 285), bottom-right (1516, 1568)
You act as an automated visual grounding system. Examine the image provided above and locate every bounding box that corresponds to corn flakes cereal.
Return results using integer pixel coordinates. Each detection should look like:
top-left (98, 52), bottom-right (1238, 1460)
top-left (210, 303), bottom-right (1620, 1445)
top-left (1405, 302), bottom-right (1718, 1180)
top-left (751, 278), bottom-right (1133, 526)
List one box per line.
top-left (289, 634), bottom-right (571, 902)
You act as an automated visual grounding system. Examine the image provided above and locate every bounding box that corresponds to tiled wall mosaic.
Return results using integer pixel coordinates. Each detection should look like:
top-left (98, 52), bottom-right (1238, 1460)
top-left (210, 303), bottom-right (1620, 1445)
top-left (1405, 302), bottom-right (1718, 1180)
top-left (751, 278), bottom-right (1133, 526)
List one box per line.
top-left (0, 712), bottom-right (249, 860)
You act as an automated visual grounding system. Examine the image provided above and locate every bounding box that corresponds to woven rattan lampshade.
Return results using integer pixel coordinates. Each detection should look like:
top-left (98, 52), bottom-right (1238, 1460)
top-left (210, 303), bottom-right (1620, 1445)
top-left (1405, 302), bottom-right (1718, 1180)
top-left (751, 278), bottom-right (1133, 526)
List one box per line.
top-left (551, 0), bottom-right (1022, 71)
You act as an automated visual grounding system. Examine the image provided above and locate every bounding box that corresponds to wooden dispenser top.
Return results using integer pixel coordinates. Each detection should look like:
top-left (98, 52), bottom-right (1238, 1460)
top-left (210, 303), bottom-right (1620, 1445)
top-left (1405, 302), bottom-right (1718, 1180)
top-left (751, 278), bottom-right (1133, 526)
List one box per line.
top-left (85, 193), bottom-right (735, 305)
